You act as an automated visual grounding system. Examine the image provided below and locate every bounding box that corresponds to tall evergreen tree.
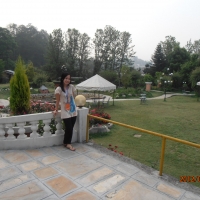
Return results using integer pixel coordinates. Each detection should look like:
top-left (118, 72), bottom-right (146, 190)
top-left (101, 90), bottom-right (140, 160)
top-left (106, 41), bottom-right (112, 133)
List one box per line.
top-left (151, 43), bottom-right (166, 76)
top-left (10, 56), bottom-right (30, 115)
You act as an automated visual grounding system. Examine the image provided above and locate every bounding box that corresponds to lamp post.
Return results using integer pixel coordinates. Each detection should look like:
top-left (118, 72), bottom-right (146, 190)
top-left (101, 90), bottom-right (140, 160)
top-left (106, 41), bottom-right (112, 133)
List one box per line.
top-left (197, 81), bottom-right (200, 101)
top-left (164, 80), bottom-right (173, 101)
top-left (164, 81), bottom-right (167, 101)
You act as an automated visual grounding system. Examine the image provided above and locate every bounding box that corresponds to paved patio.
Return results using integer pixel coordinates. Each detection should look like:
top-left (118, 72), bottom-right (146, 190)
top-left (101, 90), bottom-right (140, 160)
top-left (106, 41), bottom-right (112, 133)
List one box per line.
top-left (0, 143), bottom-right (199, 200)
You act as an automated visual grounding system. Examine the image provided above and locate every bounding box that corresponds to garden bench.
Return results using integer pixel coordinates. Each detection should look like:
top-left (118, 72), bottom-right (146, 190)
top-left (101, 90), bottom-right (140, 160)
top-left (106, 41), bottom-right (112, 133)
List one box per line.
top-left (140, 94), bottom-right (146, 104)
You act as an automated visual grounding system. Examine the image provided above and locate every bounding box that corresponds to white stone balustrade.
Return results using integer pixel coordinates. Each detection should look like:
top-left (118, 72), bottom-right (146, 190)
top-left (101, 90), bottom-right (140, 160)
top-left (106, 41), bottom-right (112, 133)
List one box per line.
top-left (0, 107), bottom-right (89, 150)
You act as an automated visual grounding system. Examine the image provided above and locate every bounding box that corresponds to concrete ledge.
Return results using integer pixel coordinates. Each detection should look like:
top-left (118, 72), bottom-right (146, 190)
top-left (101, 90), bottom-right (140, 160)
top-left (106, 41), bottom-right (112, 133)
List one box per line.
top-left (0, 107), bottom-right (89, 150)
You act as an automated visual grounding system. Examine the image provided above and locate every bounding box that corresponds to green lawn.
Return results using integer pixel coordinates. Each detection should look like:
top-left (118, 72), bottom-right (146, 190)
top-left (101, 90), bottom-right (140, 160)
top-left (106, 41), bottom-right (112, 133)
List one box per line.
top-left (90, 96), bottom-right (200, 187)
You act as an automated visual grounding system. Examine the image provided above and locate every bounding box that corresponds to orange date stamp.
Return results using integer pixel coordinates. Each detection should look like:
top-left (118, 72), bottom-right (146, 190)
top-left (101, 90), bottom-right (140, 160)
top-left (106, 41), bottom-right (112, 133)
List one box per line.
top-left (180, 176), bottom-right (200, 182)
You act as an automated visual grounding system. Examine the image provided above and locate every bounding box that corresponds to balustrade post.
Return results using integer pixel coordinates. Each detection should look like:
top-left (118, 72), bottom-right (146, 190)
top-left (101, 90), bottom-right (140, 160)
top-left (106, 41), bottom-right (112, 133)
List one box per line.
top-left (30, 121), bottom-right (40, 138)
top-left (17, 122), bottom-right (26, 139)
top-left (43, 119), bottom-right (51, 137)
top-left (0, 124), bottom-right (5, 140)
top-left (6, 123), bottom-right (15, 140)
top-left (55, 117), bottom-right (64, 135)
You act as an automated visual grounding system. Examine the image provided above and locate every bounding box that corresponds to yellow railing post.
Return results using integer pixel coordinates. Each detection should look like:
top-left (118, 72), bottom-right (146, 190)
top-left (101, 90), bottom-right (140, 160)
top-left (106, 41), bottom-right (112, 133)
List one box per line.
top-left (86, 115), bottom-right (89, 143)
top-left (159, 137), bottom-right (166, 176)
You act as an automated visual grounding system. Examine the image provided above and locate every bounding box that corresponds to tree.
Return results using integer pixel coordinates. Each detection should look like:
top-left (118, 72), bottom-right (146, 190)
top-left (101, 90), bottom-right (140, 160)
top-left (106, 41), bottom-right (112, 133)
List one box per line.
top-left (185, 39), bottom-right (194, 54)
top-left (26, 61), bottom-right (35, 82)
top-left (45, 29), bottom-right (65, 80)
top-left (180, 54), bottom-right (199, 87)
top-left (117, 31), bottom-right (135, 85)
top-left (33, 73), bottom-right (48, 87)
top-left (190, 67), bottom-right (200, 100)
top-left (93, 26), bottom-right (135, 78)
top-left (99, 70), bottom-right (118, 85)
top-left (10, 56), bottom-right (30, 115)
top-left (121, 66), bottom-right (131, 88)
top-left (171, 72), bottom-right (182, 89)
top-left (15, 24), bottom-right (48, 67)
top-left (93, 29), bottom-right (104, 74)
top-left (131, 69), bottom-right (142, 88)
top-left (77, 33), bottom-right (90, 77)
top-left (65, 28), bottom-right (80, 76)
top-left (192, 40), bottom-right (200, 57)
top-left (151, 43), bottom-right (166, 75)
top-left (0, 59), bottom-right (5, 83)
top-left (102, 26), bottom-right (120, 71)
top-left (0, 27), bottom-right (16, 70)
top-left (190, 67), bottom-right (200, 88)
top-left (144, 74), bottom-right (153, 82)
top-left (161, 35), bottom-right (180, 58)
top-left (168, 46), bottom-right (190, 72)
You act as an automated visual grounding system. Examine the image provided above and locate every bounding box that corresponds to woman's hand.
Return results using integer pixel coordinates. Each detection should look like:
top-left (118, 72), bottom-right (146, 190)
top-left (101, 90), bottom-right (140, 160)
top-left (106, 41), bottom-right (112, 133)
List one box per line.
top-left (53, 110), bottom-right (58, 116)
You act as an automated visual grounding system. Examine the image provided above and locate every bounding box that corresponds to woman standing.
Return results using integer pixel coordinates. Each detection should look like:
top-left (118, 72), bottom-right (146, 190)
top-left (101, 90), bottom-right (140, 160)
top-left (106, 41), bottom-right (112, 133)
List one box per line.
top-left (53, 72), bottom-right (77, 151)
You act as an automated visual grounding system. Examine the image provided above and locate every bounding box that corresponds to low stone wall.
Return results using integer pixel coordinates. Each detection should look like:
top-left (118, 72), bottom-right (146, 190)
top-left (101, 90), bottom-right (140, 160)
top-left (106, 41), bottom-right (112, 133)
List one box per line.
top-left (0, 107), bottom-right (89, 150)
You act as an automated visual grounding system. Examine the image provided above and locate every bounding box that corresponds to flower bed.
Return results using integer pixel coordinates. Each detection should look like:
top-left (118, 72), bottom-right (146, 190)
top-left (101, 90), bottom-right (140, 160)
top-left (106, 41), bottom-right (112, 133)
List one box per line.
top-left (89, 108), bottom-right (112, 134)
top-left (89, 108), bottom-right (111, 126)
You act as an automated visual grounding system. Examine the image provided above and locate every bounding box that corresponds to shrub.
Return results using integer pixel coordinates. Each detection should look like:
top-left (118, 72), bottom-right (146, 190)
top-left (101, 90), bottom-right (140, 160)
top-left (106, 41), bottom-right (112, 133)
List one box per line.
top-left (89, 108), bottom-right (111, 126)
top-left (33, 73), bottom-right (48, 87)
top-left (30, 100), bottom-right (55, 113)
top-left (10, 57), bottom-right (30, 115)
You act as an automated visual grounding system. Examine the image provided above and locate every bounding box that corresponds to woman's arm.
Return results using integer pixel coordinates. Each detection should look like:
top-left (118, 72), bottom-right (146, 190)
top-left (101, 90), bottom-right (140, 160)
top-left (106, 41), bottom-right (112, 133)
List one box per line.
top-left (53, 93), bottom-right (60, 115)
top-left (55, 93), bottom-right (60, 111)
top-left (72, 85), bottom-right (77, 98)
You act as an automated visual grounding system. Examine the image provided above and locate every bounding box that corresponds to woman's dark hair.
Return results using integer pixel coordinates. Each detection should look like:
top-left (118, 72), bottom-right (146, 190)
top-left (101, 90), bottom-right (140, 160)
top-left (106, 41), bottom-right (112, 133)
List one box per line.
top-left (60, 72), bottom-right (71, 92)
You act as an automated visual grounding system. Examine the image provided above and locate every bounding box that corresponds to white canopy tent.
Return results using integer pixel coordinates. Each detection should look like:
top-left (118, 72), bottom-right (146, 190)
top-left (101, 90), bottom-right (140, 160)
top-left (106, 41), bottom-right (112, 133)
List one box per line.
top-left (76, 74), bottom-right (116, 105)
top-left (76, 74), bottom-right (116, 91)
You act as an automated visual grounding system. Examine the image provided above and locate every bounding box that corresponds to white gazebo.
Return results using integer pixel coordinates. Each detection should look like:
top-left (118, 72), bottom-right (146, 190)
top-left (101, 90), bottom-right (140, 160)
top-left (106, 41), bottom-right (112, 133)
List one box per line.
top-left (76, 74), bottom-right (116, 105)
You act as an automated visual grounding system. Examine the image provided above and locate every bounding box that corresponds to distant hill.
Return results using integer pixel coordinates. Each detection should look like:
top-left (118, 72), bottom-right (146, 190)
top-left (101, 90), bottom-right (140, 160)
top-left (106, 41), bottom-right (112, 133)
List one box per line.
top-left (133, 56), bottom-right (149, 69)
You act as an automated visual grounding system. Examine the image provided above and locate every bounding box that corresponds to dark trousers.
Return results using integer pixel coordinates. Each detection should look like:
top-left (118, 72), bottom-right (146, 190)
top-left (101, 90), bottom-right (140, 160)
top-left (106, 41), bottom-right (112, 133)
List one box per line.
top-left (63, 116), bottom-right (77, 144)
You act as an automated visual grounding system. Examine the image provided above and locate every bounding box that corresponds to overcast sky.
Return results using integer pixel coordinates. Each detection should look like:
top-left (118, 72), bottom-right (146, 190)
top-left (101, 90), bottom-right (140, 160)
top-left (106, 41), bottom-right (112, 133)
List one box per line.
top-left (1, 0), bottom-right (200, 61)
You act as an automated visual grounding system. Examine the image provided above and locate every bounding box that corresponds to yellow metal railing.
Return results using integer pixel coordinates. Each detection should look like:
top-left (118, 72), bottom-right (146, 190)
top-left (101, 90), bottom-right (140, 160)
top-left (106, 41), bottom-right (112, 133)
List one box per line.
top-left (86, 114), bottom-right (200, 176)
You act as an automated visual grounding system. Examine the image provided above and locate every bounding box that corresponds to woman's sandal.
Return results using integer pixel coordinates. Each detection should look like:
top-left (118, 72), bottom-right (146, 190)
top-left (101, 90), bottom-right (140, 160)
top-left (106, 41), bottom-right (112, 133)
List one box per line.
top-left (66, 144), bottom-right (76, 151)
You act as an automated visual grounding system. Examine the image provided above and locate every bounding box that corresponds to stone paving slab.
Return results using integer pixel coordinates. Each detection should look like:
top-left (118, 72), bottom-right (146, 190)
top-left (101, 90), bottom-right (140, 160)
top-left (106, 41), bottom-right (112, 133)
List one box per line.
top-left (182, 191), bottom-right (200, 200)
top-left (115, 162), bottom-right (140, 176)
top-left (0, 180), bottom-right (53, 200)
top-left (18, 160), bottom-right (44, 172)
top-left (87, 173), bottom-right (129, 197)
top-left (97, 155), bottom-right (121, 167)
top-left (43, 194), bottom-right (60, 200)
top-left (0, 173), bottom-right (34, 193)
top-left (54, 149), bottom-right (77, 159)
top-left (63, 189), bottom-right (100, 200)
top-left (84, 150), bottom-right (105, 160)
top-left (76, 166), bottom-right (115, 187)
top-left (24, 148), bottom-right (47, 158)
top-left (0, 143), bottom-right (200, 200)
top-left (0, 166), bottom-right (22, 181)
top-left (156, 181), bottom-right (185, 199)
top-left (43, 174), bottom-right (81, 198)
top-left (38, 154), bottom-right (62, 165)
top-left (54, 154), bottom-right (103, 179)
top-left (0, 157), bottom-right (10, 169)
top-left (105, 179), bottom-right (174, 200)
top-left (132, 171), bottom-right (159, 187)
top-left (32, 165), bottom-right (61, 180)
top-left (3, 150), bottom-right (32, 164)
